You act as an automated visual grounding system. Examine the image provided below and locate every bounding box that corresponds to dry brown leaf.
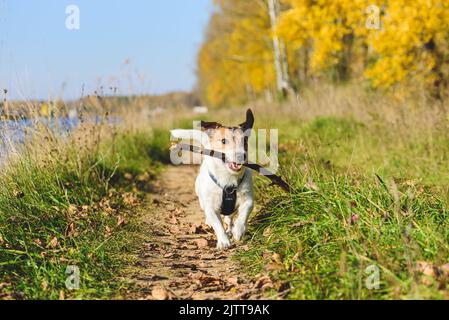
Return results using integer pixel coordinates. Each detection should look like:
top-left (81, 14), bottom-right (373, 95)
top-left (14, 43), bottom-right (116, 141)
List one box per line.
top-left (254, 275), bottom-right (274, 291)
top-left (272, 253), bottom-right (283, 264)
top-left (105, 226), bottom-right (112, 238)
top-left (151, 286), bottom-right (169, 300)
top-left (416, 261), bottom-right (436, 277)
top-left (169, 226), bottom-right (182, 234)
top-left (189, 224), bottom-right (209, 235)
top-left (174, 207), bottom-right (184, 215)
top-left (266, 263), bottom-right (284, 271)
top-left (262, 227), bottom-right (272, 237)
top-left (46, 237), bottom-right (59, 249)
top-left (41, 280), bottom-right (48, 291)
top-left (305, 178), bottom-right (320, 191)
top-left (440, 263), bottom-right (449, 276)
top-left (194, 238), bottom-right (209, 248)
top-left (277, 281), bottom-right (291, 297)
top-left (12, 189), bottom-right (25, 198)
top-left (291, 219), bottom-right (315, 228)
top-left (65, 222), bottom-right (76, 238)
top-left (166, 203), bottom-right (176, 211)
top-left (67, 204), bottom-right (77, 216)
top-left (168, 215), bottom-right (178, 224)
top-left (261, 251), bottom-right (271, 260)
top-left (122, 192), bottom-right (139, 206)
top-left (227, 277), bottom-right (239, 286)
top-left (292, 251), bottom-right (302, 261)
top-left (99, 198), bottom-right (114, 214)
top-left (117, 216), bottom-right (126, 227)
top-left (137, 172), bottom-right (150, 182)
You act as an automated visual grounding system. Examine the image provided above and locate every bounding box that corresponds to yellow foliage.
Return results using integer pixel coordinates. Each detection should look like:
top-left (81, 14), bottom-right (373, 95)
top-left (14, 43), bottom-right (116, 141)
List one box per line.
top-left (197, 1), bottom-right (275, 107)
top-left (365, 0), bottom-right (449, 94)
top-left (198, 0), bottom-right (449, 106)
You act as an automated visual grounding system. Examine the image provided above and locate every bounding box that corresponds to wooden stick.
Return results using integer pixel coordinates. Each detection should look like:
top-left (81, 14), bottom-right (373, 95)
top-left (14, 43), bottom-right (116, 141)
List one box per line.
top-left (173, 143), bottom-right (292, 193)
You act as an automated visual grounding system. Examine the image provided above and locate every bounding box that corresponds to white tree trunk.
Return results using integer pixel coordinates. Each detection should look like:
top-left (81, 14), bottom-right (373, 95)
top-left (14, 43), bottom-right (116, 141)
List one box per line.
top-left (267, 0), bottom-right (291, 96)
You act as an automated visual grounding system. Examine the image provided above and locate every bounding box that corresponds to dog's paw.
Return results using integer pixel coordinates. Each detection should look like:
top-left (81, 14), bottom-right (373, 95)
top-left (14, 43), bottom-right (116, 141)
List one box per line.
top-left (232, 223), bottom-right (247, 242)
top-left (216, 236), bottom-right (232, 250)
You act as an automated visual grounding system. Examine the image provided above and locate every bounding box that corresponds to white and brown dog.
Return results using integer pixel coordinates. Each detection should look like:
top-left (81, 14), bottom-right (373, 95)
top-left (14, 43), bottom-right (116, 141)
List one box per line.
top-left (171, 109), bottom-right (255, 249)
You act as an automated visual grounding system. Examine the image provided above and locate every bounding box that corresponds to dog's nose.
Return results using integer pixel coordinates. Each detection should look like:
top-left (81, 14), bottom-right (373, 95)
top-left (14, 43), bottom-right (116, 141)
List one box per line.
top-left (236, 152), bottom-right (246, 164)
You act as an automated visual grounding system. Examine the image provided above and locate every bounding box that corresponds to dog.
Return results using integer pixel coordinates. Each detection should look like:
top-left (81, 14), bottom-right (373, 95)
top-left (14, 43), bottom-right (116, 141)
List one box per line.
top-left (171, 109), bottom-right (255, 249)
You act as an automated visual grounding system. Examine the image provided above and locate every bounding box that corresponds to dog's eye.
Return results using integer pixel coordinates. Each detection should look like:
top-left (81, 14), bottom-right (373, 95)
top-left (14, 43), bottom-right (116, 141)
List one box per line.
top-left (221, 139), bottom-right (229, 145)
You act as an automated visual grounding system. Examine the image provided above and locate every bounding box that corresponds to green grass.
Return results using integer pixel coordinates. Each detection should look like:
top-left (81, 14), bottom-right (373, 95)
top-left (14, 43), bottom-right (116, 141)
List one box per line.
top-left (237, 115), bottom-right (449, 299)
top-left (0, 128), bottom-right (168, 299)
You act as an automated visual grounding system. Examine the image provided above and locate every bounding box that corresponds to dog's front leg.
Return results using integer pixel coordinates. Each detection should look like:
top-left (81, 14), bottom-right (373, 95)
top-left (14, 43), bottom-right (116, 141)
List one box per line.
top-left (205, 207), bottom-right (231, 249)
top-left (232, 200), bottom-right (253, 241)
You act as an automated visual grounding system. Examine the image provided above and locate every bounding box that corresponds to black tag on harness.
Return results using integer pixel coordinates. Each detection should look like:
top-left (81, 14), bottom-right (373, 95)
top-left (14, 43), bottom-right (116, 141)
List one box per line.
top-left (221, 186), bottom-right (237, 216)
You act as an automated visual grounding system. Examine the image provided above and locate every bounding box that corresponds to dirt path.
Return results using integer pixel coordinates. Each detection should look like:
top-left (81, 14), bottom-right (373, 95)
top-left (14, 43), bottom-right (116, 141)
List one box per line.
top-left (120, 165), bottom-right (270, 300)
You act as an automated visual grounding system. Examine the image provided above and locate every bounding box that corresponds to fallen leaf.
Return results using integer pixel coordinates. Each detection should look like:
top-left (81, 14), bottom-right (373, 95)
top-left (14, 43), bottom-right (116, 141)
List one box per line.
top-left (41, 280), bottom-right (48, 291)
top-left (261, 251), bottom-right (271, 260)
top-left (292, 250), bottom-right (302, 261)
top-left (254, 275), bottom-right (274, 291)
top-left (272, 253), bottom-right (283, 264)
top-left (122, 192), bottom-right (139, 206)
top-left (305, 178), bottom-right (320, 191)
top-left (277, 282), bottom-right (291, 297)
top-left (194, 238), bottom-right (209, 248)
top-left (65, 222), bottom-right (76, 238)
top-left (117, 216), bottom-right (126, 227)
top-left (151, 287), bottom-right (169, 300)
top-left (262, 228), bottom-right (272, 237)
top-left (174, 207), bottom-right (184, 215)
top-left (105, 226), bottom-right (112, 238)
top-left (12, 189), bottom-right (25, 198)
top-left (291, 220), bottom-right (314, 228)
top-left (189, 271), bottom-right (222, 288)
top-left (59, 290), bottom-right (65, 300)
top-left (227, 277), bottom-right (239, 286)
top-left (266, 263), bottom-right (284, 271)
top-left (440, 263), bottom-right (449, 276)
top-left (137, 172), bottom-right (150, 182)
top-left (416, 261), bottom-right (436, 277)
top-left (67, 204), bottom-right (77, 216)
top-left (166, 203), bottom-right (176, 211)
top-left (46, 237), bottom-right (59, 249)
top-left (168, 215), bottom-right (178, 224)
top-left (99, 198), bottom-right (114, 214)
top-left (169, 226), bottom-right (182, 234)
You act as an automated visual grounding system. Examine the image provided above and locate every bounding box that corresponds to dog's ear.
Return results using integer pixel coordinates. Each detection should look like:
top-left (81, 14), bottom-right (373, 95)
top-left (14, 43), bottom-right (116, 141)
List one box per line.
top-left (239, 108), bottom-right (254, 132)
top-left (200, 121), bottom-right (221, 130)
top-left (200, 121), bottom-right (221, 137)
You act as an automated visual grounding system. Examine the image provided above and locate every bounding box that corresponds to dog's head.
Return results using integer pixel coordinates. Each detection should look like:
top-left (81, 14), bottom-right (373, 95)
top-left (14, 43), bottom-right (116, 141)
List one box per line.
top-left (201, 109), bottom-right (254, 174)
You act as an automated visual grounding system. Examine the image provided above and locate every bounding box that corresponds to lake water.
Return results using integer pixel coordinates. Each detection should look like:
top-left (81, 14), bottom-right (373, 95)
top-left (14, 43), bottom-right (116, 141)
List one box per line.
top-left (0, 116), bottom-right (120, 164)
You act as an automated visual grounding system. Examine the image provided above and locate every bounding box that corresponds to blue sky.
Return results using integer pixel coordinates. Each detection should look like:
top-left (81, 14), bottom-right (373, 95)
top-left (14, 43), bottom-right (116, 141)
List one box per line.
top-left (0, 0), bottom-right (213, 100)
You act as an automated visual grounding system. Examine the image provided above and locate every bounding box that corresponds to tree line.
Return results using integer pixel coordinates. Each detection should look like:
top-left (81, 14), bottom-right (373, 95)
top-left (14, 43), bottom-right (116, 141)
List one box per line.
top-left (197, 0), bottom-right (449, 107)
